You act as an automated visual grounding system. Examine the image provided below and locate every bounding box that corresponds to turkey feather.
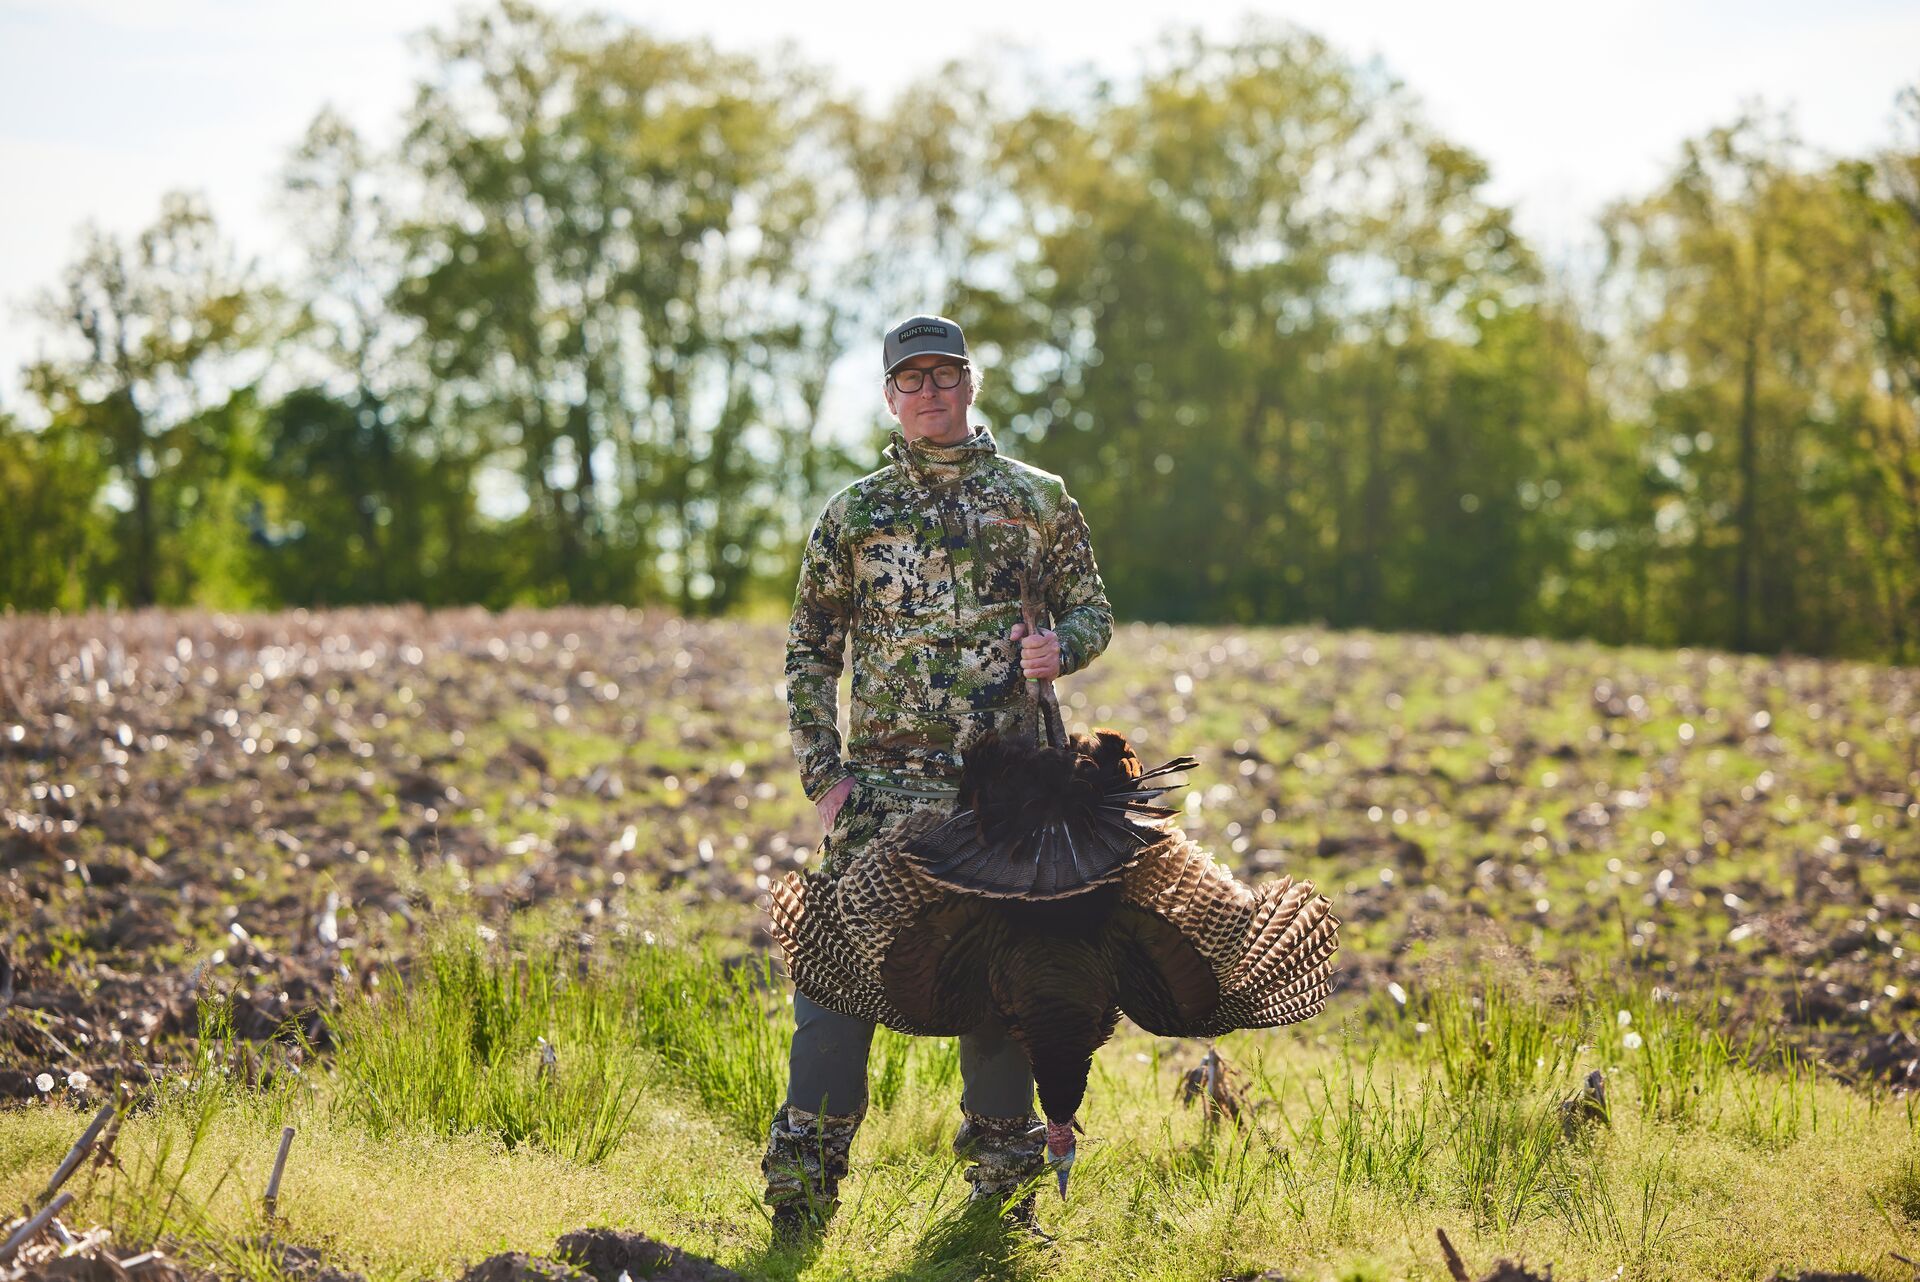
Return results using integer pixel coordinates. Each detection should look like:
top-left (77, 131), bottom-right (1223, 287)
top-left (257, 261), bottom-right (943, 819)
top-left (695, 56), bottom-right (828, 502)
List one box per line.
top-left (766, 729), bottom-right (1340, 1157)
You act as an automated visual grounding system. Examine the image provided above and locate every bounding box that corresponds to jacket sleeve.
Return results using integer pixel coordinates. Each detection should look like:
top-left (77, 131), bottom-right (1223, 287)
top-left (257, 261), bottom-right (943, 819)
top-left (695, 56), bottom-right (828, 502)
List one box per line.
top-left (786, 500), bottom-right (856, 801)
top-left (1043, 491), bottom-right (1113, 678)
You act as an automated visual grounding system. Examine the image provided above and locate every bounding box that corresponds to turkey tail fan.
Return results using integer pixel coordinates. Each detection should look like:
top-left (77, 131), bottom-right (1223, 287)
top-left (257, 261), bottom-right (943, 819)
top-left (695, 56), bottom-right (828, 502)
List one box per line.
top-left (899, 729), bottom-right (1195, 900)
top-left (1129, 755), bottom-right (1200, 785)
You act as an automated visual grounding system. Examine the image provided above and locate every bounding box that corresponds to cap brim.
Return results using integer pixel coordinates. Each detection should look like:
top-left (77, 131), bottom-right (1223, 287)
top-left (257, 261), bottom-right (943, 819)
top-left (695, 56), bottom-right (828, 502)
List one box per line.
top-left (885, 348), bottom-right (970, 376)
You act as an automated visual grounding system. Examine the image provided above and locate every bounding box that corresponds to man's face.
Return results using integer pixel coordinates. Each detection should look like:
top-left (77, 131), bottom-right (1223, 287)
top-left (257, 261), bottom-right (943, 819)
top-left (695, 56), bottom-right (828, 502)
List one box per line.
top-left (884, 353), bottom-right (973, 446)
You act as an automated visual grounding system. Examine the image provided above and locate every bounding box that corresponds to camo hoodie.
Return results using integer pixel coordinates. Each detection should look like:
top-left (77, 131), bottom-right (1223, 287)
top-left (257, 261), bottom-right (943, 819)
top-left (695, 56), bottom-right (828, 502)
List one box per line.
top-left (785, 425), bottom-right (1113, 801)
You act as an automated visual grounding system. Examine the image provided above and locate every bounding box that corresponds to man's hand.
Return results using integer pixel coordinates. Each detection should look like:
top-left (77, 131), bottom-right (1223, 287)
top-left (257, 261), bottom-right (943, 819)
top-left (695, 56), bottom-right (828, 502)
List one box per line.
top-left (1009, 623), bottom-right (1062, 681)
top-left (816, 776), bottom-right (855, 832)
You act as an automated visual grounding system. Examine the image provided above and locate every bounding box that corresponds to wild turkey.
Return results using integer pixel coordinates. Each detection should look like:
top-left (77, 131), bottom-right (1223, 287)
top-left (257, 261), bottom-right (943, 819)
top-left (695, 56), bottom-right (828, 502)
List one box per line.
top-left (766, 728), bottom-right (1339, 1197)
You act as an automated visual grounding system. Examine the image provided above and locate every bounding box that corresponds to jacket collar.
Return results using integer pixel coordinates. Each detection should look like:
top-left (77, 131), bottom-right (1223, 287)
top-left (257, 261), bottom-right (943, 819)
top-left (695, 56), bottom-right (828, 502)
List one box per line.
top-left (886, 424), bottom-right (998, 491)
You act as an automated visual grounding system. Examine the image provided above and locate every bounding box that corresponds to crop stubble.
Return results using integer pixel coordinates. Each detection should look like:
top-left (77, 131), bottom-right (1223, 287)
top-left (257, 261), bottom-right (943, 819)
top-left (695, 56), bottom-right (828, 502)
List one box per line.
top-left (1, 608), bottom-right (1915, 1101)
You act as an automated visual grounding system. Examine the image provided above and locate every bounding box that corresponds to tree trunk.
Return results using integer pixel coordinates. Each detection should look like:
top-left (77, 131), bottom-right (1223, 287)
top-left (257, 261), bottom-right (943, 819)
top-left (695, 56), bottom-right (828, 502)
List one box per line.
top-left (1732, 225), bottom-right (1769, 652)
top-left (1356, 368), bottom-right (1389, 625)
top-left (115, 390), bottom-right (157, 608)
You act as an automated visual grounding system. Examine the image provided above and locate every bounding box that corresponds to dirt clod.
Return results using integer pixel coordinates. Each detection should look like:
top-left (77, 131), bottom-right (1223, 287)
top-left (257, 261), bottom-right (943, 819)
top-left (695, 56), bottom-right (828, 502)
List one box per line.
top-left (553, 1229), bottom-right (742, 1282)
top-left (455, 1253), bottom-right (589, 1282)
top-left (1477, 1265), bottom-right (1552, 1282)
top-left (265, 1241), bottom-right (369, 1282)
top-left (17, 1259), bottom-right (132, 1282)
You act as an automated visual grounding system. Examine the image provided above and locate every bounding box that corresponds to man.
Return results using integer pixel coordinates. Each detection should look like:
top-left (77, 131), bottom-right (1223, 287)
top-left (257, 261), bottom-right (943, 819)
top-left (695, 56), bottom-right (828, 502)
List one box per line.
top-left (765, 314), bottom-right (1115, 1244)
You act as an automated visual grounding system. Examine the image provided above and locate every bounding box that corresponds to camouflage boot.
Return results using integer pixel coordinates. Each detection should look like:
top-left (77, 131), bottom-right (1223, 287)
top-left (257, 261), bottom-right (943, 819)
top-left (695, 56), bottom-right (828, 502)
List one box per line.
top-left (952, 1111), bottom-right (1046, 1226)
top-left (763, 1104), bottom-right (863, 1247)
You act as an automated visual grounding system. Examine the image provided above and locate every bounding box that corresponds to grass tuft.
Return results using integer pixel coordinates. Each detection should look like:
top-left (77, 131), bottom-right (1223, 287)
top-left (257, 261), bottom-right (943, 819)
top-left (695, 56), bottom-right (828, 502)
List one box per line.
top-left (331, 932), bottom-right (645, 1162)
top-left (872, 1028), bottom-right (959, 1114)
top-left (1548, 1147), bottom-right (1684, 1271)
top-left (615, 944), bottom-right (790, 1140)
top-left (892, 1182), bottom-right (1046, 1282)
top-left (1448, 1090), bottom-right (1562, 1232)
top-left (330, 927), bottom-right (791, 1156)
top-left (1883, 1144), bottom-right (1920, 1223)
top-left (1595, 984), bottom-right (1732, 1125)
top-left (1396, 981), bottom-right (1582, 1102)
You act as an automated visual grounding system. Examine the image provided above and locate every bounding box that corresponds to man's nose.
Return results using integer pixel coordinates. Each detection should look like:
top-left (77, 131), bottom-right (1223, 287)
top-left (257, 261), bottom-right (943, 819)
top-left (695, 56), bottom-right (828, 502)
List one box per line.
top-left (913, 376), bottom-right (940, 398)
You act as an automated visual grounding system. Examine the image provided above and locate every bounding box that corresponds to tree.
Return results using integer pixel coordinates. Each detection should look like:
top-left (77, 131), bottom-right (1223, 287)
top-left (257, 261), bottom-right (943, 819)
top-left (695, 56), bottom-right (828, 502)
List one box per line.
top-left (971, 25), bottom-right (1579, 635)
top-left (25, 194), bottom-right (257, 605)
top-left (1836, 85), bottom-right (1920, 660)
top-left (0, 409), bottom-right (109, 610)
top-left (265, 107), bottom-right (501, 605)
top-left (1605, 112), bottom-right (1904, 657)
top-left (392, 4), bottom-right (854, 609)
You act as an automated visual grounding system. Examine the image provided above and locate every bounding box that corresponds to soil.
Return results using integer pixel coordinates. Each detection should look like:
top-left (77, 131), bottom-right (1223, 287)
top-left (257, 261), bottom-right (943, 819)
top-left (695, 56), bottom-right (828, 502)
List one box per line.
top-left (2, 608), bottom-right (1916, 1105)
top-left (2, 1224), bottom-right (736, 1282)
top-left (1, 609), bottom-right (803, 1101)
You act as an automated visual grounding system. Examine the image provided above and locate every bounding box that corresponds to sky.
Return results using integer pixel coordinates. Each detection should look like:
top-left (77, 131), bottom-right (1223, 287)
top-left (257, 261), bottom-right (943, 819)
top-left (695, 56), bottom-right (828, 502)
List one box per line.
top-left (2, 0), bottom-right (1917, 412)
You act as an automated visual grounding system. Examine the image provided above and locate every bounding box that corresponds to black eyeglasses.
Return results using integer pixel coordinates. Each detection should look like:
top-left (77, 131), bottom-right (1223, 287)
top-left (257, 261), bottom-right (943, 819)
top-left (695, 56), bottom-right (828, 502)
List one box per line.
top-left (889, 363), bottom-right (967, 393)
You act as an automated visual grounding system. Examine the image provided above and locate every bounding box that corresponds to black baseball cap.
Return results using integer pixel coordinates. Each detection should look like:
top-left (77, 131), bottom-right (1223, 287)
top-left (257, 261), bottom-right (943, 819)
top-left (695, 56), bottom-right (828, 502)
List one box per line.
top-left (882, 314), bottom-right (968, 376)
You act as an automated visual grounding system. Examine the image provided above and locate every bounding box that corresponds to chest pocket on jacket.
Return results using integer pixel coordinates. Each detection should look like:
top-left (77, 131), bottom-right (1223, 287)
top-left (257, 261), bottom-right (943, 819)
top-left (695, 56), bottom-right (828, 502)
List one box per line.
top-left (972, 516), bottom-right (1041, 605)
top-left (855, 523), bottom-right (948, 619)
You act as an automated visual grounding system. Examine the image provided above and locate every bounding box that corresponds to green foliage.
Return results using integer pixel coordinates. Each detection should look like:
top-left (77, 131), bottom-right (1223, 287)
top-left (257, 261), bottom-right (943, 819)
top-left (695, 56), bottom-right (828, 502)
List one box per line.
top-left (92, 996), bottom-right (300, 1262)
top-left (23, 192), bottom-right (258, 608)
top-left (1448, 1090), bottom-right (1563, 1232)
top-left (975, 29), bottom-right (1573, 638)
top-left (7, 955), bottom-right (1914, 1281)
top-left (1409, 983), bottom-right (1583, 1102)
top-left (390, 2), bottom-right (855, 612)
top-left (0, 412), bottom-right (110, 610)
top-left (872, 1027), bottom-right (959, 1114)
top-left (6, 4), bottom-right (1919, 661)
top-left (1725, 1048), bottom-right (1818, 1150)
top-left (614, 941), bottom-right (791, 1140)
top-left (1885, 1143), bottom-right (1920, 1223)
top-left (1322, 1064), bottom-right (1440, 1205)
top-left (330, 928), bottom-right (790, 1156)
top-left (1548, 1148), bottom-right (1684, 1270)
top-left (883, 1188), bottom-right (1046, 1282)
top-left (1601, 111), bottom-right (1919, 658)
top-left (1592, 986), bottom-right (1731, 1126)
top-left (331, 934), bottom-right (645, 1162)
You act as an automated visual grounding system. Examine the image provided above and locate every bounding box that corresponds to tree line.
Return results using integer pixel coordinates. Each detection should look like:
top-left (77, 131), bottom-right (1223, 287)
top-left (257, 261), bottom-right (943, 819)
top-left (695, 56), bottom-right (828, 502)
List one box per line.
top-left (3, 3), bottom-right (1917, 662)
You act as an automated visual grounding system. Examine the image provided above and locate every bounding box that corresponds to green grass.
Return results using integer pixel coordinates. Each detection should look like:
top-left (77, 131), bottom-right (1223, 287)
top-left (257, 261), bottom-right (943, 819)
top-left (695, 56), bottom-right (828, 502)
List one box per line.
top-left (331, 935), bottom-right (645, 1163)
top-left (5, 614), bottom-right (1916, 1279)
top-left (6, 930), bottom-right (1917, 1282)
top-left (1882, 1125), bottom-right (1920, 1225)
top-left (330, 925), bottom-right (793, 1157)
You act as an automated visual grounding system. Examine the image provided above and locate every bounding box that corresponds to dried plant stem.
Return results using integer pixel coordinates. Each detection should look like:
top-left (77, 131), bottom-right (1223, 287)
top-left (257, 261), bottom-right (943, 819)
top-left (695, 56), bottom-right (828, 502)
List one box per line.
top-left (0, 1192), bottom-right (74, 1264)
top-left (263, 1126), bottom-right (296, 1223)
top-left (42, 1102), bottom-right (115, 1207)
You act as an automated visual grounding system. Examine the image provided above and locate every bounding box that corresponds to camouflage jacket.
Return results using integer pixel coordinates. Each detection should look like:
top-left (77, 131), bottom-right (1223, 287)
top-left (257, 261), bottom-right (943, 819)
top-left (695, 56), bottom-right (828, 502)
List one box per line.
top-left (785, 425), bottom-right (1114, 801)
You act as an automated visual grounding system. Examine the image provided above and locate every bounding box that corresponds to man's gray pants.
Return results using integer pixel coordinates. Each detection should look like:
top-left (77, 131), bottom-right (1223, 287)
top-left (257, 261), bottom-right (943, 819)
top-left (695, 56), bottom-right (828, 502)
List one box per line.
top-left (786, 991), bottom-right (1036, 1118)
top-left (762, 990), bottom-right (1046, 1217)
top-left (762, 784), bottom-right (1048, 1222)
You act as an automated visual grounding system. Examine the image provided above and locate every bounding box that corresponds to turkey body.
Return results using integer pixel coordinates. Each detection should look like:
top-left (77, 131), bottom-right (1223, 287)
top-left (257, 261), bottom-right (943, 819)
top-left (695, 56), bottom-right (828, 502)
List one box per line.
top-left (767, 730), bottom-right (1340, 1191)
top-left (977, 891), bottom-right (1125, 1126)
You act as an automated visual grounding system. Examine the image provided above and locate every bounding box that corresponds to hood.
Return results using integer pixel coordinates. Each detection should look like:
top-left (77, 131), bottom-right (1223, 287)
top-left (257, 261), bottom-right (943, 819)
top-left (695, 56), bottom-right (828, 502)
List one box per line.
top-left (886, 425), bottom-right (998, 491)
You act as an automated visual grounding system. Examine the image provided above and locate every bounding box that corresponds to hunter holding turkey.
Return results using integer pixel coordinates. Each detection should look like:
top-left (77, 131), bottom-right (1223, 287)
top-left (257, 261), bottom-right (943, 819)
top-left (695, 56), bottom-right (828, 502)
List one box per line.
top-left (766, 314), bottom-right (1115, 1242)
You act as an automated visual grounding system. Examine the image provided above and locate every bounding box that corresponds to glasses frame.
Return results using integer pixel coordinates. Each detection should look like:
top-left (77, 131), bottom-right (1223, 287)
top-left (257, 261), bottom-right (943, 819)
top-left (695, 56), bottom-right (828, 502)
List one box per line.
top-left (888, 362), bottom-right (969, 394)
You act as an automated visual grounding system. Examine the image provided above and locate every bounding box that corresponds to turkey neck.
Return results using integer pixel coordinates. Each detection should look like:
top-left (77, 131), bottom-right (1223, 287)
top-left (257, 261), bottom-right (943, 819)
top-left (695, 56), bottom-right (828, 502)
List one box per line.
top-left (989, 894), bottom-right (1123, 1124)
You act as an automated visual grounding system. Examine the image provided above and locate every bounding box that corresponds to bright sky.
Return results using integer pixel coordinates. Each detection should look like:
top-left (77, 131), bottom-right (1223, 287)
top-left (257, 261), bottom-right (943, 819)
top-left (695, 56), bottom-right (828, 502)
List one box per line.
top-left (3, 0), bottom-right (1917, 411)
